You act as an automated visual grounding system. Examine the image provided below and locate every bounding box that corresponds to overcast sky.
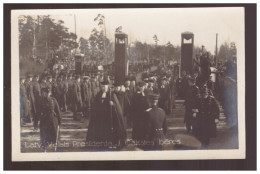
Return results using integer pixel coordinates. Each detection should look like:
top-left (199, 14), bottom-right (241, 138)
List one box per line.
top-left (18, 7), bottom-right (245, 54)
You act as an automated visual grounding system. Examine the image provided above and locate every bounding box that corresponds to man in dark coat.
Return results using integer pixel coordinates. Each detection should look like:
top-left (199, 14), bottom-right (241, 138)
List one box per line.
top-left (32, 75), bottom-right (42, 129)
top-left (144, 93), bottom-right (168, 150)
top-left (72, 75), bottom-right (83, 120)
top-left (132, 81), bottom-right (150, 141)
top-left (183, 77), bottom-right (200, 133)
top-left (67, 74), bottom-right (74, 111)
top-left (25, 74), bottom-right (36, 125)
top-left (20, 76), bottom-right (30, 124)
top-left (158, 77), bottom-right (171, 115)
top-left (59, 75), bottom-right (69, 112)
top-left (81, 76), bottom-right (91, 117)
top-left (192, 85), bottom-right (220, 148)
top-left (39, 87), bottom-right (61, 152)
top-left (86, 81), bottom-right (126, 148)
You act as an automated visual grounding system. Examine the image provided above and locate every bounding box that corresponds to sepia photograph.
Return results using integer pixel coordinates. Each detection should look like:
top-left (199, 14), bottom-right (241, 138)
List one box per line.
top-left (10, 6), bottom-right (246, 161)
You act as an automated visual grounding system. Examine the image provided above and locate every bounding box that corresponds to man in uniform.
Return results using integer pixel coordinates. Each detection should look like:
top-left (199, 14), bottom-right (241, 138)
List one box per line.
top-left (81, 76), bottom-right (91, 117)
top-left (158, 77), bottom-right (170, 115)
top-left (192, 85), bottom-right (220, 148)
top-left (144, 93), bottom-right (168, 150)
top-left (46, 76), bottom-right (53, 92)
top-left (25, 74), bottom-right (36, 126)
top-left (60, 75), bottom-right (69, 112)
top-left (67, 74), bottom-right (74, 111)
top-left (183, 77), bottom-right (200, 133)
top-left (39, 87), bottom-right (61, 152)
top-left (72, 75), bottom-right (83, 120)
top-left (32, 75), bottom-right (42, 129)
top-left (20, 76), bottom-right (30, 124)
top-left (40, 76), bottom-right (48, 90)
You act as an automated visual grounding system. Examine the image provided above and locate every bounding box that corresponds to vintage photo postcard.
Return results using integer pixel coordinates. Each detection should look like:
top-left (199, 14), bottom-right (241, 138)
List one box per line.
top-left (11, 7), bottom-right (245, 161)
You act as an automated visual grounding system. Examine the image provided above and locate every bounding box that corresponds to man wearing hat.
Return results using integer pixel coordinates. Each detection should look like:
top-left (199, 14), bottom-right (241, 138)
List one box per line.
top-left (39, 87), bottom-right (61, 152)
top-left (20, 76), bottom-right (30, 124)
top-left (46, 75), bottom-right (53, 91)
top-left (158, 77), bottom-right (171, 115)
top-left (32, 75), bottom-right (42, 129)
top-left (86, 80), bottom-right (126, 148)
top-left (25, 74), bottom-right (36, 126)
top-left (60, 74), bottom-right (69, 112)
top-left (183, 77), bottom-right (200, 133)
top-left (131, 81), bottom-right (150, 141)
top-left (72, 75), bottom-right (83, 120)
top-left (81, 76), bottom-right (91, 117)
top-left (143, 92), bottom-right (168, 150)
top-left (67, 74), bottom-right (74, 110)
top-left (192, 85), bottom-right (220, 148)
top-left (40, 76), bottom-right (48, 90)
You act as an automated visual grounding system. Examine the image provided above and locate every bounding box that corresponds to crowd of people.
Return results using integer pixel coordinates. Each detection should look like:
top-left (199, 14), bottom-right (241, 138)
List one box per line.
top-left (20, 61), bottom-right (223, 151)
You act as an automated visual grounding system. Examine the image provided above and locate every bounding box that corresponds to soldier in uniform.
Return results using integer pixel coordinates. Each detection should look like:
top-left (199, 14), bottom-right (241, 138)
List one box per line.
top-left (39, 87), bottom-right (61, 152)
top-left (60, 75), bottom-right (69, 112)
top-left (158, 77), bottom-right (171, 115)
top-left (52, 76), bottom-right (58, 100)
top-left (81, 76), bottom-right (91, 117)
top-left (67, 74), bottom-right (74, 111)
top-left (20, 76), bottom-right (30, 124)
top-left (32, 75), bottom-right (42, 129)
top-left (144, 93), bottom-right (168, 150)
top-left (192, 85), bottom-right (220, 148)
top-left (72, 75), bottom-right (83, 120)
top-left (25, 74), bottom-right (36, 125)
top-left (40, 76), bottom-right (48, 90)
top-left (46, 76), bottom-right (53, 92)
top-left (183, 77), bottom-right (200, 133)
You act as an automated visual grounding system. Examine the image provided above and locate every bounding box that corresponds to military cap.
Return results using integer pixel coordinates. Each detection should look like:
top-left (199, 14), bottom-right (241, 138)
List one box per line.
top-left (113, 81), bottom-right (124, 87)
top-left (42, 87), bottom-right (51, 93)
top-left (20, 76), bottom-right (25, 80)
top-left (47, 75), bottom-right (52, 79)
top-left (83, 76), bottom-right (90, 80)
top-left (148, 93), bottom-right (160, 100)
top-left (100, 80), bottom-right (109, 85)
top-left (161, 77), bottom-right (167, 81)
top-left (138, 81), bottom-right (146, 87)
top-left (34, 74), bottom-right (39, 78)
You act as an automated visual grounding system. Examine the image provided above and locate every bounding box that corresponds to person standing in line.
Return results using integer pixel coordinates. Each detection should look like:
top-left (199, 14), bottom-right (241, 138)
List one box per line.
top-left (20, 76), bottom-right (30, 125)
top-left (25, 74), bottom-right (36, 126)
top-left (72, 75), bottom-right (83, 120)
top-left (39, 87), bottom-right (61, 152)
top-left (32, 74), bottom-right (42, 129)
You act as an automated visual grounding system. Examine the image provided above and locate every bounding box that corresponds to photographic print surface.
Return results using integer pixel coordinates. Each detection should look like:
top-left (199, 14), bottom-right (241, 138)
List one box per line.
top-left (11, 7), bottom-right (245, 161)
